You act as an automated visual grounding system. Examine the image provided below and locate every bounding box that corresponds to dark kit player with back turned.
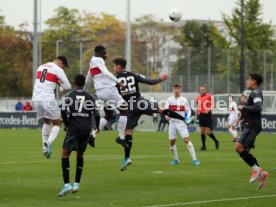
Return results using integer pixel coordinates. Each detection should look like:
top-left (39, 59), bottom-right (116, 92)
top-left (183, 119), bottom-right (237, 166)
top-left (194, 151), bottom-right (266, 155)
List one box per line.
top-left (112, 58), bottom-right (195, 171)
top-left (236, 73), bottom-right (268, 189)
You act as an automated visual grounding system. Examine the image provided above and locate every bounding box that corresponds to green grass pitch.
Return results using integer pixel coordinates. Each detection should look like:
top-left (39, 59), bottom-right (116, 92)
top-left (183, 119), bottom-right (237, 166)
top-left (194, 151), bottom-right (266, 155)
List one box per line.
top-left (1, 129), bottom-right (276, 207)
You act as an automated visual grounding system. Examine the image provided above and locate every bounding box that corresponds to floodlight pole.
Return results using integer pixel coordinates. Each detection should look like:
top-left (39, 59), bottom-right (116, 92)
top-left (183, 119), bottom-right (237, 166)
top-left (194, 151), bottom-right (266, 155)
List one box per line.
top-left (125, 0), bottom-right (131, 71)
top-left (239, 0), bottom-right (245, 92)
top-left (33, 0), bottom-right (38, 88)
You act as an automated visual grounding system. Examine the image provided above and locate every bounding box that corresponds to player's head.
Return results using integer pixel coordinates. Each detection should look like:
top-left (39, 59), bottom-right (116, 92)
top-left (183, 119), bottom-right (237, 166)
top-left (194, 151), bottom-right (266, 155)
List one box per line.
top-left (113, 58), bottom-right (127, 74)
top-left (240, 94), bottom-right (247, 105)
top-left (74, 74), bottom-right (86, 89)
top-left (54, 56), bottom-right (69, 69)
top-left (247, 73), bottom-right (263, 89)
top-left (199, 85), bottom-right (207, 95)
top-left (172, 84), bottom-right (181, 97)
top-left (94, 45), bottom-right (107, 60)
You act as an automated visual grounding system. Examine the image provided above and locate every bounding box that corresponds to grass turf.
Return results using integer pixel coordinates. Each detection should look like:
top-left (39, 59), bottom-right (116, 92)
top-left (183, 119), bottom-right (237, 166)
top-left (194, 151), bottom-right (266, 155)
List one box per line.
top-left (0, 129), bottom-right (275, 207)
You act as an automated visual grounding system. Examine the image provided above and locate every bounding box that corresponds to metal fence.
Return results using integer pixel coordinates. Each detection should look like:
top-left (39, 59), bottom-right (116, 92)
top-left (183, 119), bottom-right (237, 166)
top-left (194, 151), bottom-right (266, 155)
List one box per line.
top-left (44, 41), bottom-right (276, 95)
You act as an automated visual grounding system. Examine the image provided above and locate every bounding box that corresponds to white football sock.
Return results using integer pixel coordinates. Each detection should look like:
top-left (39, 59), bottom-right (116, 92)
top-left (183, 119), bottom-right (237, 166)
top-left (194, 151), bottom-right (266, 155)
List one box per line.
top-left (118, 116), bottom-right (127, 140)
top-left (252, 164), bottom-right (260, 171)
top-left (229, 128), bottom-right (236, 138)
top-left (233, 129), bottom-right (238, 138)
top-left (170, 144), bottom-right (179, 160)
top-left (186, 141), bottom-right (197, 160)
top-left (42, 123), bottom-right (51, 144)
top-left (99, 118), bottom-right (108, 131)
top-left (48, 125), bottom-right (60, 144)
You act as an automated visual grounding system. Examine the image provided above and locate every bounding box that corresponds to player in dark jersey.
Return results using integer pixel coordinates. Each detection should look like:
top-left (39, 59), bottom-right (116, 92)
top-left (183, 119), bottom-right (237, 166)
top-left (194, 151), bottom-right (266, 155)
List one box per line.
top-left (112, 58), bottom-right (195, 171)
top-left (235, 73), bottom-right (268, 189)
top-left (58, 74), bottom-right (100, 197)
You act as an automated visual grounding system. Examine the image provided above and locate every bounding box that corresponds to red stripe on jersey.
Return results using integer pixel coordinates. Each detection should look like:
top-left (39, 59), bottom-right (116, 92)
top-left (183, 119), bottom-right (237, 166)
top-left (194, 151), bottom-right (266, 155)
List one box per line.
top-left (36, 71), bottom-right (58, 83)
top-left (169, 105), bottom-right (185, 112)
top-left (90, 67), bottom-right (102, 76)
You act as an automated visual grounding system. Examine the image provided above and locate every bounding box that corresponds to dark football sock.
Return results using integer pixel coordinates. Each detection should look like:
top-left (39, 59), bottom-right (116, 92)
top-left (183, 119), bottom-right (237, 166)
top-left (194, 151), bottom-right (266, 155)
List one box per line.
top-left (252, 157), bottom-right (259, 167)
top-left (124, 135), bottom-right (133, 159)
top-left (162, 109), bottom-right (185, 122)
top-left (201, 134), bottom-right (206, 148)
top-left (208, 133), bottom-right (219, 143)
top-left (75, 157), bottom-right (84, 183)
top-left (239, 150), bottom-right (256, 167)
top-left (62, 158), bottom-right (70, 184)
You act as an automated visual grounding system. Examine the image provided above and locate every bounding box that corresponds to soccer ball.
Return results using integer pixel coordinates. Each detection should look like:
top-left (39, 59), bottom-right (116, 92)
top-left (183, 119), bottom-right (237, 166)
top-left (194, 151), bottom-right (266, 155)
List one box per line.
top-left (169, 8), bottom-right (182, 22)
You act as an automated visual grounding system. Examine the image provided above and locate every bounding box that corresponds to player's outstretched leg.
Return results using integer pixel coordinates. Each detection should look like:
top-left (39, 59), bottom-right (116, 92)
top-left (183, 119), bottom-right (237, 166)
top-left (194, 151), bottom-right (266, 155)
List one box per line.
top-left (228, 126), bottom-right (238, 142)
top-left (235, 143), bottom-right (262, 183)
top-left (184, 138), bottom-right (200, 166)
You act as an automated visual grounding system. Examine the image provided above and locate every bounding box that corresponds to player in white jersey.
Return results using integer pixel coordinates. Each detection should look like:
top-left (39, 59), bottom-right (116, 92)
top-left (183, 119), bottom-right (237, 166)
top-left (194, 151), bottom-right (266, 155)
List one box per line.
top-left (32, 56), bottom-right (71, 158)
top-left (165, 84), bottom-right (200, 166)
top-left (85, 45), bottom-right (129, 148)
top-left (227, 95), bottom-right (239, 142)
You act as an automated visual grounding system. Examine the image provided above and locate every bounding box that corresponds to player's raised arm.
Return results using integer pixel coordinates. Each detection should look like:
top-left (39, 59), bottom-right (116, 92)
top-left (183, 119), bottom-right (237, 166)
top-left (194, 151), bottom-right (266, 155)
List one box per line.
top-left (135, 73), bottom-right (167, 85)
top-left (97, 59), bottom-right (121, 84)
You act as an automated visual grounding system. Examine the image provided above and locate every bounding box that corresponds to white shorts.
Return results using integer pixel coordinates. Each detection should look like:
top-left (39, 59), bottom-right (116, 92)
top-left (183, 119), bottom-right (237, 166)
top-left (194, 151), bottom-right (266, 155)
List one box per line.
top-left (228, 117), bottom-right (238, 127)
top-left (168, 121), bottom-right (189, 140)
top-left (96, 87), bottom-right (125, 110)
top-left (33, 100), bottom-right (59, 120)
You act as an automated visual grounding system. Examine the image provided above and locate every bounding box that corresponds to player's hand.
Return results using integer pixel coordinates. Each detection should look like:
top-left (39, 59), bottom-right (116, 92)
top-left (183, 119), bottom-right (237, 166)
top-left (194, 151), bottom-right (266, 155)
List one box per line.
top-left (238, 105), bottom-right (243, 110)
top-left (57, 79), bottom-right (63, 85)
top-left (119, 82), bottom-right (127, 90)
top-left (64, 125), bottom-right (68, 131)
top-left (160, 74), bottom-right (168, 81)
top-left (165, 115), bottom-right (171, 121)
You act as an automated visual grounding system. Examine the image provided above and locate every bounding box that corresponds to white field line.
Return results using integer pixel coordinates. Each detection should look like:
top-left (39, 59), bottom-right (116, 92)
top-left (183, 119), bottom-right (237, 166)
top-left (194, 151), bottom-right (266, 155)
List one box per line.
top-left (144, 194), bottom-right (276, 207)
top-left (0, 155), bottom-right (171, 165)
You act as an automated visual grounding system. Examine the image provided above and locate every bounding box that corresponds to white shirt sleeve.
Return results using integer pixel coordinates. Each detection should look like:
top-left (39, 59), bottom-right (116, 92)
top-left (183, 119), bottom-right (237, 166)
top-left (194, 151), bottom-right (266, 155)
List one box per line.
top-left (84, 70), bottom-right (93, 91)
top-left (57, 69), bottom-right (71, 90)
top-left (184, 98), bottom-right (191, 118)
top-left (97, 59), bottom-right (120, 84)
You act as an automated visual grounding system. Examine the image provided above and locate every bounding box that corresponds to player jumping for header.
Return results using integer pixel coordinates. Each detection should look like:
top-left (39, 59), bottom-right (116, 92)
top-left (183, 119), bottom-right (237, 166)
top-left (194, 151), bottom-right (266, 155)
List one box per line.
top-left (165, 84), bottom-right (200, 166)
top-left (112, 58), bottom-right (195, 171)
top-left (32, 56), bottom-right (71, 158)
top-left (85, 46), bottom-right (129, 148)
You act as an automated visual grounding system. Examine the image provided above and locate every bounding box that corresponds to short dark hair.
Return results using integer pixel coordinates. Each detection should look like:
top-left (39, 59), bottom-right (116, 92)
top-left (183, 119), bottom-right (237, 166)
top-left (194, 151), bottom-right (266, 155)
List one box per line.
top-left (113, 58), bottom-right (127, 68)
top-left (74, 74), bottom-right (85, 87)
top-left (56, 56), bottom-right (69, 67)
top-left (173, 84), bottom-right (181, 88)
top-left (94, 45), bottom-right (106, 54)
top-left (249, 73), bottom-right (263, 86)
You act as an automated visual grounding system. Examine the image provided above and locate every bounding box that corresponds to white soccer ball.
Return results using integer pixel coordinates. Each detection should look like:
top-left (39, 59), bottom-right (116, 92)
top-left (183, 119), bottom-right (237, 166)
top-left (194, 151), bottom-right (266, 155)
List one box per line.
top-left (169, 8), bottom-right (182, 22)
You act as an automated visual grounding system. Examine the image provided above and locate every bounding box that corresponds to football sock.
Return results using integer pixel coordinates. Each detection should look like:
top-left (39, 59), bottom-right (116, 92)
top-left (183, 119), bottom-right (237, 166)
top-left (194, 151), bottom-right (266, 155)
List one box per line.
top-left (186, 141), bottom-right (197, 160)
top-left (48, 125), bottom-right (60, 144)
top-left (99, 118), bottom-right (108, 131)
top-left (253, 157), bottom-right (259, 167)
top-left (201, 134), bottom-right (206, 148)
top-left (208, 133), bottom-right (219, 144)
top-left (125, 135), bottom-right (133, 159)
top-left (170, 144), bottom-right (179, 160)
top-left (42, 123), bottom-right (51, 145)
top-left (229, 128), bottom-right (237, 138)
top-left (162, 109), bottom-right (185, 122)
top-left (75, 157), bottom-right (84, 183)
top-left (118, 116), bottom-right (127, 140)
top-left (239, 150), bottom-right (256, 167)
top-left (62, 158), bottom-right (70, 184)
